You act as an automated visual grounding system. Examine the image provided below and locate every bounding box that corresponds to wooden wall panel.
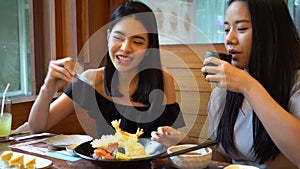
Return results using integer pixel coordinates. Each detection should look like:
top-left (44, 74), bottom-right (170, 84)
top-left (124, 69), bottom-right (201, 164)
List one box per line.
top-left (161, 43), bottom-right (225, 139)
top-left (176, 91), bottom-right (211, 116)
top-left (11, 102), bottom-right (33, 130)
top-left (171, 69), bottom-right (215, 92)
top-left (161, 43), bottom-right (226, 69)
top-left (179, 114), bottom-right (210, 140)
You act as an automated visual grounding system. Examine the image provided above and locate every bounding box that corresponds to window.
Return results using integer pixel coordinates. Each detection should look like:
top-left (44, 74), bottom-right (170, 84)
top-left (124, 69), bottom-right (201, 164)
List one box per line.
top-left (137, 0), bottom-right (226, 44)
top-left (0, 0), bottom-right (31, 98)
top-left (289, 0), bottom-right (300, 32)
top-left (137, 0), bottom-right (300, 44)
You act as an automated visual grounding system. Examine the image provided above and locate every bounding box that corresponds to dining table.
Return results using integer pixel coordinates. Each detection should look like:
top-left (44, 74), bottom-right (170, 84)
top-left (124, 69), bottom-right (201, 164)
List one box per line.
top-left (0, 132), bottom-right (225, 169)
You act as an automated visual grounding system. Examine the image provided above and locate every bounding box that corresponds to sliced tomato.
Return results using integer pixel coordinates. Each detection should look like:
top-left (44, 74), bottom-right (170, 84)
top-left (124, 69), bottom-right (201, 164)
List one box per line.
top-left (93, 148), bottom-right (113, 159)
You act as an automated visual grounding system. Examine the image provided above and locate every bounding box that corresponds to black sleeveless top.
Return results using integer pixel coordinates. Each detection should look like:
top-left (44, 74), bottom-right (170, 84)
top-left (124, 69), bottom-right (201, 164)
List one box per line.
top-left (64, 79), bottom-right (185, 138)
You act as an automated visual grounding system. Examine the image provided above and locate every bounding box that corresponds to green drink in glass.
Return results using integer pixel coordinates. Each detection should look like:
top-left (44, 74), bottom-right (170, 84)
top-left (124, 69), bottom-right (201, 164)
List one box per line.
top-left (0, 99), bottom-right (12, 141)
top-left (0, 113), bottom-right (12, 136)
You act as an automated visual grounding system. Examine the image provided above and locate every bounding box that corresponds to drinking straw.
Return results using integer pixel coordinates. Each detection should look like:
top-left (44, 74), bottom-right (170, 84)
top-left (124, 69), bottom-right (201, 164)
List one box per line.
top-left (1, 83), bottom-right (10, 116)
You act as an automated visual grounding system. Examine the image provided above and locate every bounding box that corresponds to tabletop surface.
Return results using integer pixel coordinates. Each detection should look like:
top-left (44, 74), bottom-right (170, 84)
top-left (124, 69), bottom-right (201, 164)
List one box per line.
top-left (0, 133), bottom-right (223, 169)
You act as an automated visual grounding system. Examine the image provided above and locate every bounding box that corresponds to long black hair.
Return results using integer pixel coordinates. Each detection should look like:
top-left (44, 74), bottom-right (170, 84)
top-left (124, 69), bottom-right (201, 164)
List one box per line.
top-left (217, 0), bottom-right (300, 164)
top-left (103, 1), bottom-right (164, 105)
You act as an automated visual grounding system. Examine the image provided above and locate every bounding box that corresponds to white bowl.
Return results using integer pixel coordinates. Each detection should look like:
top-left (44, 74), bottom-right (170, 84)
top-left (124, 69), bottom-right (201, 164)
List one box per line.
top-left (167, 144), bottom-right (212, 169)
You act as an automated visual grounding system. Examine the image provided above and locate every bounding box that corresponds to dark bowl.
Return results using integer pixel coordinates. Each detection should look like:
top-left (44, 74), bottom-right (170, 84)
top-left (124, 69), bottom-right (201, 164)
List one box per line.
top-left (74, 138), bottom-right (167, 169)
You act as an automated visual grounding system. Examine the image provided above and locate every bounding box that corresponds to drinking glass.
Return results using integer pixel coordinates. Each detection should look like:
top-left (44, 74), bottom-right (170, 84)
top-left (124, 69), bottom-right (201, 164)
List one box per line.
top-left (0, 99), bottom-right (12, 141)
top-left (203, 51), bottom-right (232, 77)
top-left (205, 51), bottom-right (232, 66)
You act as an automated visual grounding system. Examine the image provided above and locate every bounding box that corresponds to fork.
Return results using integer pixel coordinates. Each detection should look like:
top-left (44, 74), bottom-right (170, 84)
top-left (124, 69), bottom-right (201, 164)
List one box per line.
top-left (74, 73), bottom-right (91, 85)
top-left (64, 65), bottom-right (91, 85)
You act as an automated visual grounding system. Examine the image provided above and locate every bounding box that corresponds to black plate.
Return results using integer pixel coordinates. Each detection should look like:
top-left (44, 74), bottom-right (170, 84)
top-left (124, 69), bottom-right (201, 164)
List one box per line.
top-left (74, 138), bottom-right (167, 169)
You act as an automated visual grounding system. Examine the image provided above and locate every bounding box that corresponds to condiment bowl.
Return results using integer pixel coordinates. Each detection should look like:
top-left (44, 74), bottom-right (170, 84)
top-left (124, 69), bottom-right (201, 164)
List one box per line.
top-left (167, 144), bottom-right (212, 169)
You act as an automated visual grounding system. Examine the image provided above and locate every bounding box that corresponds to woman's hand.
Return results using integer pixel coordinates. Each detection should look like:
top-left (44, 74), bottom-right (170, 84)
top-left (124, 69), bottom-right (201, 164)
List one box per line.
top-left (43, 57), bottom-right (76, 92)
top-left (151, 126), bottom-right (186, 147)
top-left (28, 57), bottom-right (76, 134)
top-left (201, 57), bottom-right (254, 94)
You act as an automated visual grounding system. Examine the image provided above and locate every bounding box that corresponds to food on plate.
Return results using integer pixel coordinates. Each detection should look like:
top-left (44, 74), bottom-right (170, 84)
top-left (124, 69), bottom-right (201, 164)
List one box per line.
top-left (0, 151), bottom-right (37, 169)
top-left (111, 119), bottom-right (144, 138)
top-left (0, 150), bottom-right (13, 161)
top-left (115, 151), bottom-right (130, 160)
top-left (90, 119), bottom-right (148, 160)
top-left (24, 156), bottom-right (36, 169)
top-left (9, 152), bottom-right (24, 167)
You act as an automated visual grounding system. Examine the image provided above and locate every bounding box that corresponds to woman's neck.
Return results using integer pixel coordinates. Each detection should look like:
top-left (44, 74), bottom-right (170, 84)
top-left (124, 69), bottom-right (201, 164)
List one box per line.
top-left (117, 71), bottom-right (139, 96)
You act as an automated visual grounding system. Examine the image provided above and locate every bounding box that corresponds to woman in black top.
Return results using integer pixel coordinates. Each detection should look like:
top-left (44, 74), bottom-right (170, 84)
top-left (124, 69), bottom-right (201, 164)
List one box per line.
top-left (28, 1), bottom-right (185, 138)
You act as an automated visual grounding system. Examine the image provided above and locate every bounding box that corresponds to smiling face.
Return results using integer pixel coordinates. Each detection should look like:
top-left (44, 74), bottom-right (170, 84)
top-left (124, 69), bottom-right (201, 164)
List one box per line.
top-left (224, 1), bottom-right (252, 69)
top-left (107, 16), bottom-right (149, 74)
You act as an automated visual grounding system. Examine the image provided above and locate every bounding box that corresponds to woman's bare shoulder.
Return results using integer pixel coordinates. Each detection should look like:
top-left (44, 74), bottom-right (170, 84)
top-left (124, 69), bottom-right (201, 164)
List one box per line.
top-left (162, 69), bottom-right (175, 86)
top-left (81, 68), bottom-right (104, 79)
top-left (80, 68), bottom-right (105, 87)
top-left (161, 68), bottom-right (176, 104)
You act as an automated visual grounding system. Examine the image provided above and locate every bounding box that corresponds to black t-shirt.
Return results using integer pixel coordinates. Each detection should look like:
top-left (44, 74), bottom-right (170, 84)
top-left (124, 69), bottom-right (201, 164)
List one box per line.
top-left (64, 79), bottom-right (186, 138)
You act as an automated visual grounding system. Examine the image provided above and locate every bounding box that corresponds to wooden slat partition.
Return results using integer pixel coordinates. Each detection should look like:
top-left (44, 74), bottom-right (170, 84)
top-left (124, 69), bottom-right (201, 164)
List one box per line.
top-left (172, 69), bottom-right (214, 92)
top-left (160, 43), bottom-right (226, 140)
top-left (161, 43), bottom-right (226, 69)
top-left (176, 91), bottom-right (211, 116)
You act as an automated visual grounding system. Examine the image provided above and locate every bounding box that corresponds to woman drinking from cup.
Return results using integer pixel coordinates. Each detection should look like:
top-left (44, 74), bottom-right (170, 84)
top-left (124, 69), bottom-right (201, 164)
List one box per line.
top-left (152, 0), bottom-right (300, 168)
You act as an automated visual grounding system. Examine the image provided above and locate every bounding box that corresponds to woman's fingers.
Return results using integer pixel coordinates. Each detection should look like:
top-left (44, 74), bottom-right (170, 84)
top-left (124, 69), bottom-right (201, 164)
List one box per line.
top-left (151, 131), bottom-right (160, 141)
top-left (151, 127), bottom-right (175, 146)
top-left (60, 57), bottom-right (75, 75)
top-left (44, 57), bottom-right (77, 90)
top-left (49, 64), bottom-right (73, 82)
top-left (157, 126), bottom-right (172, 136)
top-left (202, 61), bottom-right (251, 93)
top-left (49, 57), bottom-right (76, 79)
top-left (151, 126), bottom-right (184, 147)
top-left (203, 56), bottom-right (222, 66)
top-left (51, 57), bottom-right (75, 74)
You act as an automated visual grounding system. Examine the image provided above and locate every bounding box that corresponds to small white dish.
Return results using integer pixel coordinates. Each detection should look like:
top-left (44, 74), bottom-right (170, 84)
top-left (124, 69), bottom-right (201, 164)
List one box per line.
top-left (224, 164), bottom-right (260, 169)
top-left (45, 134), bottom-right (93, 149)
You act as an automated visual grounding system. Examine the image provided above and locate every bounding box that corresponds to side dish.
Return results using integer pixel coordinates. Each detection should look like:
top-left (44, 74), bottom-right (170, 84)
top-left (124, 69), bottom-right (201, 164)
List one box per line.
top-left (0, 151), bottom-right (36, 169)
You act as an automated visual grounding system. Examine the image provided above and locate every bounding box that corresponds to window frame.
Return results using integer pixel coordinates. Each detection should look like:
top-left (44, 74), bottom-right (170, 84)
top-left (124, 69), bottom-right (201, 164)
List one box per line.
top-left (0, 0), bottom-right (31, 98)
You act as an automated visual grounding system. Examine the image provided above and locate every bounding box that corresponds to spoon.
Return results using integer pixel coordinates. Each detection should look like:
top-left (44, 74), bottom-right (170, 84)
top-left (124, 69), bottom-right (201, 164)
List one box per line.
top-left (154, 140), bottom-right (217, 159)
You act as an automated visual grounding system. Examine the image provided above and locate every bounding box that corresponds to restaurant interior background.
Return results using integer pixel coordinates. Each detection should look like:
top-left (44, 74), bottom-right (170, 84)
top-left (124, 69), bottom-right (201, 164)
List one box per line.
top-left (0, 0), bottom-right (299, 132)
top-left (0, 0), bottom-right (299, 98)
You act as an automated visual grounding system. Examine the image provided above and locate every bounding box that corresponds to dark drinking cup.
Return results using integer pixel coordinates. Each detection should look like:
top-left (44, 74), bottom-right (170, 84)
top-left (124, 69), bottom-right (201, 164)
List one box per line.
top-left (203, 51), bottom-right (232, 77)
